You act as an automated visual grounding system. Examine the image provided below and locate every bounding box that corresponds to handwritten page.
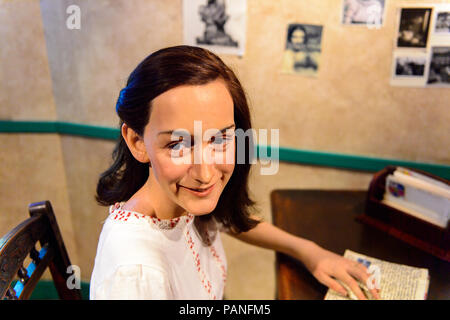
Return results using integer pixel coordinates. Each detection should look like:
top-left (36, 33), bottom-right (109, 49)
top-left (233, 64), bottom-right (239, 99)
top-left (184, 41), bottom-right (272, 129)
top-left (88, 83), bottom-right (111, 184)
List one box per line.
top-left (324, 250), bottom-right (429, 300)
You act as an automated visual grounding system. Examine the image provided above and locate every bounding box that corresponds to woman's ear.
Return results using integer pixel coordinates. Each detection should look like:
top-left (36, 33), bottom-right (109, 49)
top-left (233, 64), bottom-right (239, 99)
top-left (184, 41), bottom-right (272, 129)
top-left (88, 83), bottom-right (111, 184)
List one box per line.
top-left (121, 123), bottom-right (150, 164)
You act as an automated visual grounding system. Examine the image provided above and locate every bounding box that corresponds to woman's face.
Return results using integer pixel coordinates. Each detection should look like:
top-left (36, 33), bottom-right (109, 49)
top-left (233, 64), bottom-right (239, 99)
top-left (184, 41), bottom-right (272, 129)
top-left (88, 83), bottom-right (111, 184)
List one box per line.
top-left (142, 78), bottom-right (236, 216)
top-left (291, 28), bottom-right (306, 49)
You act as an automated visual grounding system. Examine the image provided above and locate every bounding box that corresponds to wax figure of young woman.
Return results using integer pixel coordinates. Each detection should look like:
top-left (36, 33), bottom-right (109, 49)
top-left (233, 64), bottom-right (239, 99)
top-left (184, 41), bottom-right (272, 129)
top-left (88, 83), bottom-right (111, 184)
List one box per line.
top-left (90, 46), bottom-right (380, 300)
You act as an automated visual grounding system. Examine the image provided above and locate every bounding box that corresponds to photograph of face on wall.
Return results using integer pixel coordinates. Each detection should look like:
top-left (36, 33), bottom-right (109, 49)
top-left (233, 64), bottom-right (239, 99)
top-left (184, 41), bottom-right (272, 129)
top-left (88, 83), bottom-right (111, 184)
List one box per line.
top-left (395, 57), bottom-right (426, 77)
top-left (397, 8), bottom-right (432, 48)
top-left (342, 0), bottom-right (385, 27)
top-left (427, 47), bottom-right (450, 87)
top-left (281, 24), bottom-right (323, 77)
top-left (434, 12), bottom-right (450, 34)
top-left (183, 0), bottom-right (246, 56)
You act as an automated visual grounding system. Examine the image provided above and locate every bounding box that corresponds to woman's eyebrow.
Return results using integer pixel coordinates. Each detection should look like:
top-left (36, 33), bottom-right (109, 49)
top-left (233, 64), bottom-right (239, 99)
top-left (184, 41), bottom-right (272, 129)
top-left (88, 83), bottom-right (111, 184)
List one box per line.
top-left (221, 124), bottom-right (236, 131)
top-left (157, 129), bottom-right (188, 137)
top-left (157, 124), bottom-right (236, 137)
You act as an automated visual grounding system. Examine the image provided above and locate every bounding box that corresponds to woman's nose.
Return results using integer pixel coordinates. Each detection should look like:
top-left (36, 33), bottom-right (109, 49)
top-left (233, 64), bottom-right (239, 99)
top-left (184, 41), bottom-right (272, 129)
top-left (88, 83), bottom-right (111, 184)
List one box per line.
top-left (190, 145), bottom-right (214, 184)
top-left (190, 161), bottom-right (214, 184)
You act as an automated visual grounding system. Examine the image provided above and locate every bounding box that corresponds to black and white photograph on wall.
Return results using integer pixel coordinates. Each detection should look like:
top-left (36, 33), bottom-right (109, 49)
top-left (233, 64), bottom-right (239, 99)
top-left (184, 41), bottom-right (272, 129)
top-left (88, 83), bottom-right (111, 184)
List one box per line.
top-left (395, 57), bottom-right (426, 77)
top-left (281, 24), bottom-right (323, 77)
top-left (183, 0), bottom-right (246, 56)
top-left (434, 12), bottom-right (450, 34)
top-left (427, 47), bottom-right (450, 87)
top-left (390, 51), bottom-right (428, 87)
top-left (396, 8), bottom-right (432, 48)
top-left (341, 0), bottom-right (386, 28)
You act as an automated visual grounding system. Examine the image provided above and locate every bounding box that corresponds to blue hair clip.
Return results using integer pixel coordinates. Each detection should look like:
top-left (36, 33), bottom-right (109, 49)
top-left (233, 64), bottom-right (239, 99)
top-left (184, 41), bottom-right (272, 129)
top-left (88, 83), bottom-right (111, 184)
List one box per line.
top-left (116, 88), bottom-right (127, 113)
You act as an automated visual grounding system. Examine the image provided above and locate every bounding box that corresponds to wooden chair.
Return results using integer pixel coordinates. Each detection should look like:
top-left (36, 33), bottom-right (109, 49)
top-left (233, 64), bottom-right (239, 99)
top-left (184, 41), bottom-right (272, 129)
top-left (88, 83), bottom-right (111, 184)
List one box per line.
top-left (0, 201), bottom-right (82, 300)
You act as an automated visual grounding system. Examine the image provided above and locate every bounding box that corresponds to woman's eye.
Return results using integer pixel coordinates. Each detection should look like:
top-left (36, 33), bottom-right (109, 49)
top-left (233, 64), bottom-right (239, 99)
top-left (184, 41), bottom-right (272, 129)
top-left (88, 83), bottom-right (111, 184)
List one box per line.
top-left (168, 143), bottom-right (181, 150)
top-left (168, 140), bottom-right (190, 150)
top-left (212, 135), bottom-right (232, 144)
top-left (212, 136), bottom-right (224, 144)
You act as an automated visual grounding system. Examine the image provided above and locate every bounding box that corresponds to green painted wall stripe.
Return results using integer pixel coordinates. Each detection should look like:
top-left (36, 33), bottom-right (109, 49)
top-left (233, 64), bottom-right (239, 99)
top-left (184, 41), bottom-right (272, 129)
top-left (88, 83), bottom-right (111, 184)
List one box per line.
top-left (0, 120), bottom-right (120, 140)
top-left (268, 146), bottom-right (450, 179)
top-left (0, 120), bottom-right (59, 133)
top-left (1, 120), bottom-right (449, 179)
top-left (55, 122), bottom-right (120, 140)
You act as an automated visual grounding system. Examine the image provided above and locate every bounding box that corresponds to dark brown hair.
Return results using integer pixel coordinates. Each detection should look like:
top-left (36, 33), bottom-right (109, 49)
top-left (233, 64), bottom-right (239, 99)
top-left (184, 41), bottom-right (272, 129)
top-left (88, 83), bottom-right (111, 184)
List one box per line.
top-left (96, 45), bottom-right (260, 234)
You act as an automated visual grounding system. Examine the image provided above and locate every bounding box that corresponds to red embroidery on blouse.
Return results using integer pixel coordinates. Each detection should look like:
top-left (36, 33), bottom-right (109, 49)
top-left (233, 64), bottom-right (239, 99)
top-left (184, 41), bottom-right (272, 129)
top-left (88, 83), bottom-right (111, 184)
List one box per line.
top-left (209, 244), bottom-right (227, 284)
top-left (185, 228), bottom-right (227, 300)
top-left (110, 203), bottom-right (190, 230)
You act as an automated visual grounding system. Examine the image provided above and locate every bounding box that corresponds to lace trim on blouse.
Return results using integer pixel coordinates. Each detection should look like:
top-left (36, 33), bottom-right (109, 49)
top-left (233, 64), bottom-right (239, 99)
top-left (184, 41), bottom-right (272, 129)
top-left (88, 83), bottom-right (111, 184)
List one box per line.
top-left (109, 202), bottom-right (194, 230)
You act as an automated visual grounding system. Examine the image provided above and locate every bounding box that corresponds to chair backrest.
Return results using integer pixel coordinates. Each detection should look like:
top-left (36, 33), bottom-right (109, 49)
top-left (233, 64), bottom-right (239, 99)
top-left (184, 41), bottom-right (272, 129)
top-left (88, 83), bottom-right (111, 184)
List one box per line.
top-left (0, 201), bottom-right (82, 300)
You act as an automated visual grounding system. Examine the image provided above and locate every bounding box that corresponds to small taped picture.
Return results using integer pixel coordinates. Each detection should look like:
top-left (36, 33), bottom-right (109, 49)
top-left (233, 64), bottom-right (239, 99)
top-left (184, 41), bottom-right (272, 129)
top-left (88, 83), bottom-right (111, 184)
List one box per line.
top-left (281, 23), bottom-right (323, 77)
top-left (183, 0), bottom-right (246, 56)
top-left (342, 0), bottom-right (386, 28)
top-left (390, 51), bottom-right (428, 87)
top-left (427, 47), bottom-right (450, 87)
top-left (396, 8), bottom-right (432, 48)
top-left (434, 12), bottom-right (450, 34)
top-left (395, 57), bottom-right (426, 77)
top-left (196, 0), bottom-right (238, 47)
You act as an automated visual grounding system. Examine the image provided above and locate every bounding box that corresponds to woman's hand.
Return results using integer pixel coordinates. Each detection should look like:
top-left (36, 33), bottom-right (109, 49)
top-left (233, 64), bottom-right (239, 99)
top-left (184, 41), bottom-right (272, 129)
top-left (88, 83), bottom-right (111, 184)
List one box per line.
top-left (227, 220), bottom-right (381, 300)
top-left (298, 242), bottom-right (381, 300)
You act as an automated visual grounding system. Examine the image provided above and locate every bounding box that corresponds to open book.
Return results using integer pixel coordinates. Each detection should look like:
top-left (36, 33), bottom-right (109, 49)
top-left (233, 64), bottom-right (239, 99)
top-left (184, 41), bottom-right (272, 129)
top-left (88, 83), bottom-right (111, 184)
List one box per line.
top-left (324, 250), bottom-right (430, 300)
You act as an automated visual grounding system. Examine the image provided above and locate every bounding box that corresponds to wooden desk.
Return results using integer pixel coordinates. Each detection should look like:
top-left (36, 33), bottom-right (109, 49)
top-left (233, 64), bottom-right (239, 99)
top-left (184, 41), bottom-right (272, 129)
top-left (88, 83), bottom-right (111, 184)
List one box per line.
top-left (271, 190), bottom-right (450, 300)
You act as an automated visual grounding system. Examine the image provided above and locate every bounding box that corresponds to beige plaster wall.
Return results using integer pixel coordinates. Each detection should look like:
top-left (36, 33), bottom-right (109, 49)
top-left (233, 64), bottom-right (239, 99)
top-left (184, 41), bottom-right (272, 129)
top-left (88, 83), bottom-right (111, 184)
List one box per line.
top-left (0, 0), bottom-right (57, 120)
top-left (0, 0), bottom-right (78, 272)
top-left (39, 0), bottom-right (183, 125)
top-left (0, 0), bottom-right (448, 299)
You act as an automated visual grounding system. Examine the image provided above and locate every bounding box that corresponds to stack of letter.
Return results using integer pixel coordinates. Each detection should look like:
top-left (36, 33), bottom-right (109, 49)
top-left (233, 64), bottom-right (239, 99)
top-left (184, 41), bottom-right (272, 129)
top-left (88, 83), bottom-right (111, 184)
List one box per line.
top-left (382, 167), bottom-right (450, 229)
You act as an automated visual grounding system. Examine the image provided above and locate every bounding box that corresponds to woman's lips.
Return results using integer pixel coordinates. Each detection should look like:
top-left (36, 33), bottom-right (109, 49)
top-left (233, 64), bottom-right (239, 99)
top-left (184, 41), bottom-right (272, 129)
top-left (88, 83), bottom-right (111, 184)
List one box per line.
top-left (181, 183), bottom-right (216, 197)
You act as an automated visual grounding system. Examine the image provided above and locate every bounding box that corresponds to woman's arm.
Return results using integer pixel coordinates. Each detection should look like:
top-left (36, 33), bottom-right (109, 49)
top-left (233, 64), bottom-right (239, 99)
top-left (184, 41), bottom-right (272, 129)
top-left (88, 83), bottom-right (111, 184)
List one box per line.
top-left (228, 218), bottom-right (316, 264)
top-left (227, 218), bottom-right (380, 300)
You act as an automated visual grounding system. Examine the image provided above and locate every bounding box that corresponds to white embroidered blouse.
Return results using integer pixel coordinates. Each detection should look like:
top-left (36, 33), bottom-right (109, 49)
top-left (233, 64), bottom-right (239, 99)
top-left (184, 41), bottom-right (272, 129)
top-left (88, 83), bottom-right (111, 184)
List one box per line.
top-left (89, 202), bottom-right (227, 300)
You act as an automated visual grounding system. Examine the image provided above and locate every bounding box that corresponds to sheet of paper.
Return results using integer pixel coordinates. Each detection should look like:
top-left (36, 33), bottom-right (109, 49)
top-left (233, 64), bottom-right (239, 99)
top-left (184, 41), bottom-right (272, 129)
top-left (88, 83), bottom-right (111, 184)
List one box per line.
top-left (324, 250), bottom-right (429, 300)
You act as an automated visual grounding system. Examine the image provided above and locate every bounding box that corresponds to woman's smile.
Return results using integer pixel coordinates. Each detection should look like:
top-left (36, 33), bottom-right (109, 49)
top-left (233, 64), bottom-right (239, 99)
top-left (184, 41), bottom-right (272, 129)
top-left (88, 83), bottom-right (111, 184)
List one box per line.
top-left (179, 182), bottom-right (216, 197)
